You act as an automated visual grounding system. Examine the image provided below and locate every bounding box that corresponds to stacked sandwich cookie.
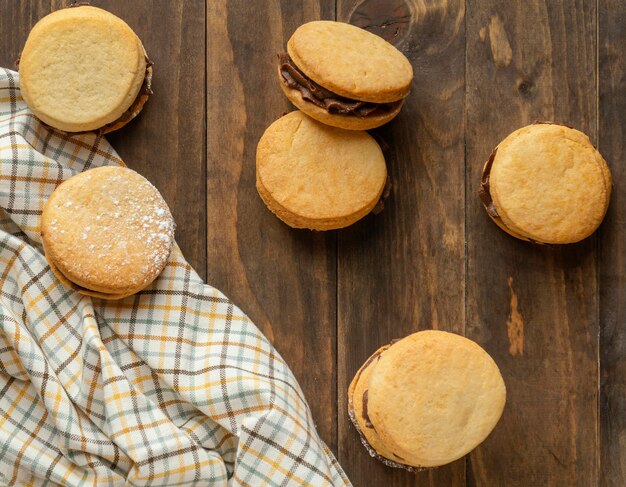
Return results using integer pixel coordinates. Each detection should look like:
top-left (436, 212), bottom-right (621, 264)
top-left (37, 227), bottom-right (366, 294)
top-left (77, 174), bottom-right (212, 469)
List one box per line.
top-left (257, 21), bottom-right (413, 230)
top-left (479, 122), bottom-right (612, 244)
top-left (348, 331), bottom-right (506, 470)
top-left (278, 21), bottom-right (413, 131)
top-left (41, 167), bottom-right (175, 300)
top-left (19, 5), bottom-right (152, 134)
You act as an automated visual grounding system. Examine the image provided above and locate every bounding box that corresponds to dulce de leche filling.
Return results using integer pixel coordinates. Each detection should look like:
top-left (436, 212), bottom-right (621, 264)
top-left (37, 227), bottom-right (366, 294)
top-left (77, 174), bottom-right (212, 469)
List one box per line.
top-left (351, 339), bottom-right (411, 467)
top-left (479, 148), bottom-right (536, 243)
top-left (278, 53), bottom-right (402, 118)
top-left (478, 148), bottom-right (499, 219)
top-left (97, 57), bottom-right (154, 134)
top-left (478, 121), bottom-right (571, 244)
top-left (17, 3), bottom-right (155, 135)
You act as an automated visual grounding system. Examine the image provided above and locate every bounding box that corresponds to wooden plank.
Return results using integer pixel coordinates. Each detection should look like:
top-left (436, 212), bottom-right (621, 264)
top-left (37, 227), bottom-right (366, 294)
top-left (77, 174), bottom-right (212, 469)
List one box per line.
top-left (0, 1), bottom-right (56, 69)
top-left (205, 1), bottom-right (339, 452)
top-left (598, 1), bottom-right (626, 485)
top-left (336, 1), bottom-right (466, 485)
top-left (0, 1), bottom-right (207, 278)
top-left (101, 0), bottom-right (207, 279)
top-left (466, 1), bottom-right (598, 485)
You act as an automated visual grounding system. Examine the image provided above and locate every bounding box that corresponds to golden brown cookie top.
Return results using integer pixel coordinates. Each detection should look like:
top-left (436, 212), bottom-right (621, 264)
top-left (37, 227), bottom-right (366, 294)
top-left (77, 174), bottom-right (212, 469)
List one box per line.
top-left (256, 111), bottom-right (387, 224)
top-left (489, 123), bottom-right (611, 244)
top-left (41, 166), bottom-right (175, 295)
top-left (367, 330), bottom-right (506, 468)
top-left (19, 6), bottom-right (146, 132)
top-left (287, 21), bottom-right (413, 103)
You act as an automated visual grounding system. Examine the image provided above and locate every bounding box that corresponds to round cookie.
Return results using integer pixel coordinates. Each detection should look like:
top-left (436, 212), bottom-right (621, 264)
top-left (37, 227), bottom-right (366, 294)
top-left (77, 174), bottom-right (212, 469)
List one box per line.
top-left (256, 111), bottom-right (387, 230)
top-left (19, 6), bottom-right (151, 133)
top-left (278, 21), bottom-right (413, 130)
top-left (288, 21), bottom-right (413, 102)
top-left (365, 331), bottom-right (506, 468)
top-left (41, 166), bottom-right (175, 299)
top-left (480, 123), bottom-right (611, 244)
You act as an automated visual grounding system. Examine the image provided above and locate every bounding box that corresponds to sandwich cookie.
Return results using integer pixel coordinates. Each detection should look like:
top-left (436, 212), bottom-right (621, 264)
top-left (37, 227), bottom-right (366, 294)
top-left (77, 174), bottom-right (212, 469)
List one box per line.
top-left (19, 5), bottom-right (152, 134)
top-left (480, 122), bottom-right (612, 244)
top-left (278, 21), bottom-right (413, 130)
top-left (41, 166), bottom-right (175, 299)
top-left (256, 111), bottom-right (387, 230)
top-left (348, 330), bottom-right (506, 469)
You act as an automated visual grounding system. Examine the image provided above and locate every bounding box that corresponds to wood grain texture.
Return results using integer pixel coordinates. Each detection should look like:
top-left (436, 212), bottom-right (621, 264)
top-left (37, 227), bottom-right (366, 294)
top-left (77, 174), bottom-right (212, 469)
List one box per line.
top-left (205, 1), bottom-right (339, 451)
top-left (0, 1), bottom-right (59, 69)
top-left (466, 1), bottom-right (598, 485)
top-left (599, 1), bottom-right (626, 485)
top-left (2, 1), bottom-right (626, 485)
top-left (336, 1), bottom-right (466, 485)
top-left (101, 0), bottom-right (207, 279)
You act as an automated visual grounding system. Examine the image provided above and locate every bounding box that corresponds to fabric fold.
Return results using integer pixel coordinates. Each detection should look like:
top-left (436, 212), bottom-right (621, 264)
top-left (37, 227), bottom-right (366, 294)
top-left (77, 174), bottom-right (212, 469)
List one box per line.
top-left (0, 68), bottom-right (349, 486)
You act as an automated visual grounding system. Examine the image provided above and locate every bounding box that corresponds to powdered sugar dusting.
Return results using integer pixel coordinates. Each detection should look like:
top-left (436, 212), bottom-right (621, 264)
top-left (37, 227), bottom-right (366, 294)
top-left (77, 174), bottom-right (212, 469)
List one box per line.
top-left (44, 166), bottom-right (176, 291)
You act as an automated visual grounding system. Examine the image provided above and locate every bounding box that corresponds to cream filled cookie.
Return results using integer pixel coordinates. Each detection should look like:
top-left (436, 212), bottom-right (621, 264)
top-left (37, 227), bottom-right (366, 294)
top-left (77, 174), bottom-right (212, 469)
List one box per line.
top-left (278, 21), bottom-right (413, 130)
top-left (19, 5), bottom-right (152, 134)
top-left (256, 111), bottom-right (387, 230)
top-left (348, 331), bottom-right (506, 469)
top-left (41, 166), bottom-right (175, 299)
top-left (479, 123), bottom-right (612, 244)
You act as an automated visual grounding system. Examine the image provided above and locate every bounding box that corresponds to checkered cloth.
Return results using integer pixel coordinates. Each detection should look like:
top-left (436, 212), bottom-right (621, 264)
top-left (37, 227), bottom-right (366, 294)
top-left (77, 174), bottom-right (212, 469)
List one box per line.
top-left (0, 68), bottom-right (349, 486)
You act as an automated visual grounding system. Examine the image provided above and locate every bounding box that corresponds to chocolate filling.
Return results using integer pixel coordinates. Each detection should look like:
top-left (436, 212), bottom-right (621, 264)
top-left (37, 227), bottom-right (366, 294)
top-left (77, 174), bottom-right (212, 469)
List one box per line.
top-left (478, 121), bottom-right (569, 245)
top-left (15, 55), bottom-right (152, 134)
top-left (97, 57), bottom-right (154, 134)
top-left (372, 177), bottom-right (392, 215)
top-left (361, 387), bottom-right (409, 465)
top-left (17, 1), bottom-right (153, 134)
top-left (356, 339), bottom-right (401, 432)
top-left (478, 147), bottom-right (499, 219)
top-left (362, 390), bottom-right (375, 429)
top-left (278, 53), bottom-right (402, 118)
top-left (353, 347), bottom-right (385, 386)
top-left (348, 337), bottom-right (427, 472)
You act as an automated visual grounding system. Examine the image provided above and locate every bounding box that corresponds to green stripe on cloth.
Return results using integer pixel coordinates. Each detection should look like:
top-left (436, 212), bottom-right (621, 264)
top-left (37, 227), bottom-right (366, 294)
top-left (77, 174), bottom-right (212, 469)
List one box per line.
top-left (0, 68), bottom-right (350, 486)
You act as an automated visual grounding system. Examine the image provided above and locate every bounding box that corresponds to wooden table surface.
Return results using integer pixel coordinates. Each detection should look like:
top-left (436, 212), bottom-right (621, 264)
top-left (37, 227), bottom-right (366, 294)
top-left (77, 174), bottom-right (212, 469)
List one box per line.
top-left (2, 1), bottom-right (625, 486)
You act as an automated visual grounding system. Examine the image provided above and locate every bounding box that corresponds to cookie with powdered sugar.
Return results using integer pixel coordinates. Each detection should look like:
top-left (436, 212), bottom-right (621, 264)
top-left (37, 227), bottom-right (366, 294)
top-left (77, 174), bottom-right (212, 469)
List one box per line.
top-left (41, 166), bottom-right (175, 299)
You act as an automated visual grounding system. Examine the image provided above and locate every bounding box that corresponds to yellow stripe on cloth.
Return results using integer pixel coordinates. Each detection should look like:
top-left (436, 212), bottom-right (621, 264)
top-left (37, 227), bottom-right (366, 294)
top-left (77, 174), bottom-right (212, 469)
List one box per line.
top-left (0, 68), bottom-right (350, 486)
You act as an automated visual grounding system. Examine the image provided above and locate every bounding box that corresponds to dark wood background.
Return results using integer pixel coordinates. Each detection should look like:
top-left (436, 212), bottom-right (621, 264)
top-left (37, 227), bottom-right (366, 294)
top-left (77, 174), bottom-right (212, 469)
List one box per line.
top-left (2, 1), bottom-right (624, 485)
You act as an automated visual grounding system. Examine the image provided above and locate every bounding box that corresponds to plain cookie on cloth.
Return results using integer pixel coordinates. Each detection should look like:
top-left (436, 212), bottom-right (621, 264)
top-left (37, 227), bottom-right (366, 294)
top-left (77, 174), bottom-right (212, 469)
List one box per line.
top-left (278, 21), bottom-right (413, 130)
top-left (41, 166), bottom-right (175, 299)
top-left (479, 122), bottom-right (612, 244)
top-left (348, 330), bottom-right (506, 469)
top-left (19, 5), bottom-right (152, 134)
top-left (256, 111), bottom-right (387, 230)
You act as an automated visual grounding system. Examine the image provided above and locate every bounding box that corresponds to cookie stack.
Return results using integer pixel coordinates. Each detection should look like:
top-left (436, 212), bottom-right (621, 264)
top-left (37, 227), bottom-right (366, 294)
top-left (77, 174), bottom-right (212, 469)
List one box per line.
top-left (348, 331), bottom-right (506, 470)
top-left (256, 21), bottom-right (413, 230)
top-left (19, 5), bottom-right (152, 134)
top-left (480, 122), bottom-right (611, 244)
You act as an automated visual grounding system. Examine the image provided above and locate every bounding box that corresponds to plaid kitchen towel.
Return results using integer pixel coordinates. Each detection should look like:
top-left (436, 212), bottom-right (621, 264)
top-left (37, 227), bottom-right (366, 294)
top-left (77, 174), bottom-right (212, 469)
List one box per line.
top-left (0, 68), bottom-right (350, 487)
